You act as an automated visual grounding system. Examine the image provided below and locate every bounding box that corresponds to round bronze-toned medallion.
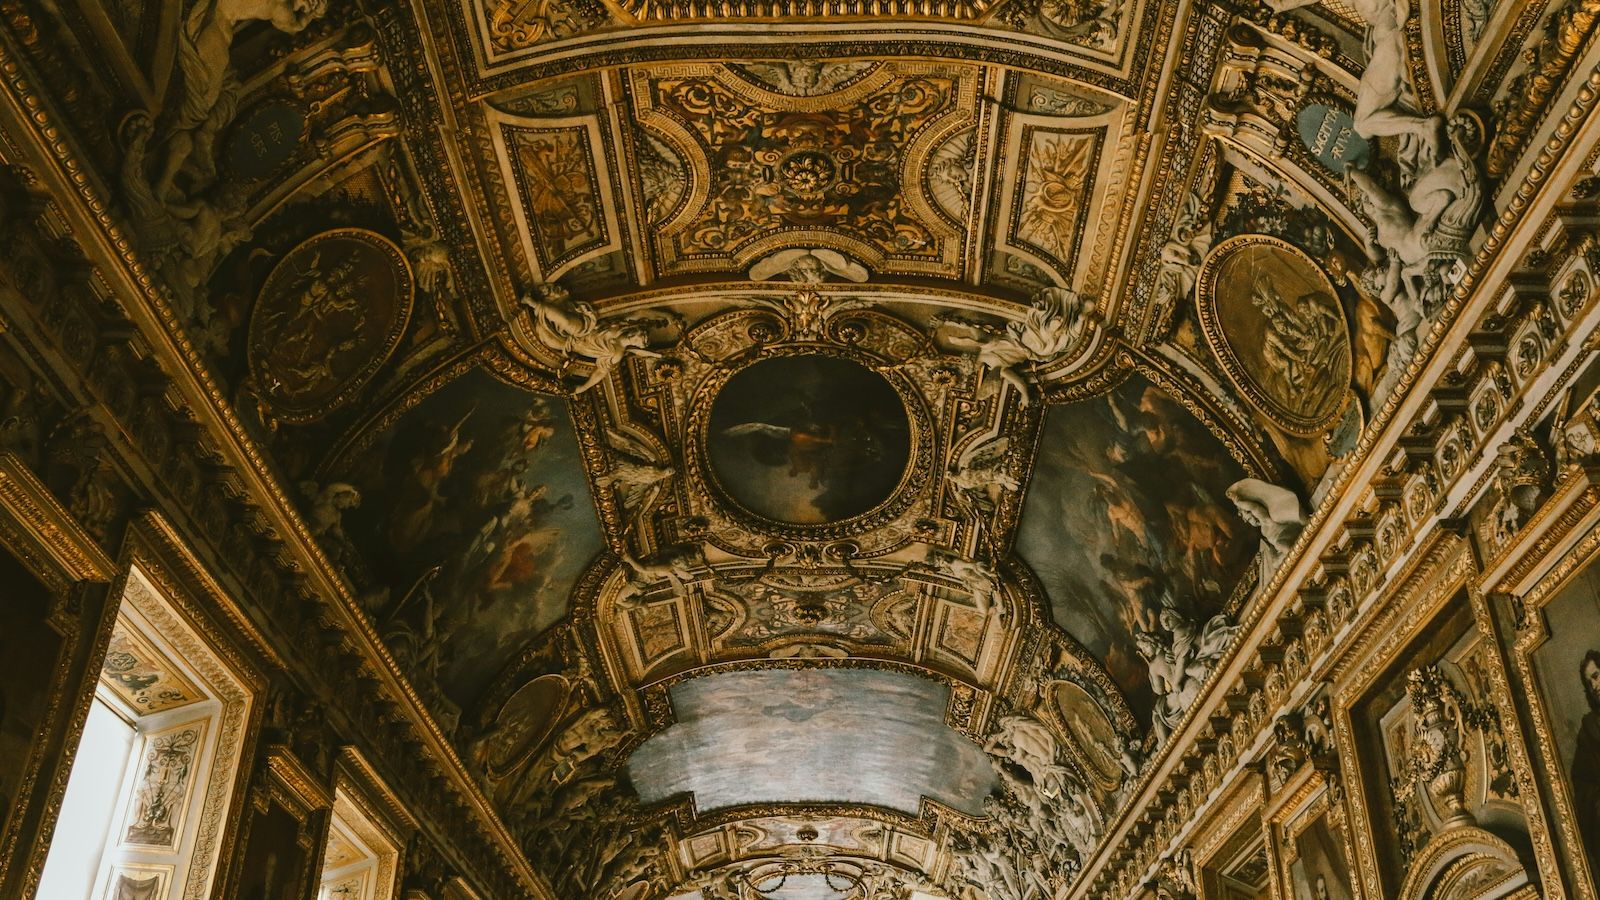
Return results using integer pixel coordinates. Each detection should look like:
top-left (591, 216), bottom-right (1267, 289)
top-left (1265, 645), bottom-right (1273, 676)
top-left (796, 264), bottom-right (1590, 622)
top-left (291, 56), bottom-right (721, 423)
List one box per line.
top-left (1050, 680), bottom-right (1125, 790)
top-left (247, 228), bottom-right (413, 423)
top-left (706, 354), bottom-right (911, 525)
top-left (1196, 234), bottom-right (1352, 435)
top-left (483, 674), bottom-right (571, 779)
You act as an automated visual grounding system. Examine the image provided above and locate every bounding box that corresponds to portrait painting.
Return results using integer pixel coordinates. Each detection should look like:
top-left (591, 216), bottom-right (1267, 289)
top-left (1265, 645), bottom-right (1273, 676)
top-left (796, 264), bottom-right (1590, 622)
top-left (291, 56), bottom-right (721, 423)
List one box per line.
top-left (0, 547), bottom-right (63, 835)
top-left (332, 365), bottom-right (603, 705)
top-left (1531, 559), bottom-right (1600, 874)
top-left (236, 800), bottom-right (311, 900)
top-left (247, 229), bottom-right (414, 424)
top-left (1017, 373), bottom-right (1255, 723)
top-left (706, 355), bottom-right (911, 525)
top-left (627, 669), bottom-right (996, 816)
top-left (1197, 235), bottom-right (1352, 435)
top-left (1287, 810), bottom-right (1353, 900)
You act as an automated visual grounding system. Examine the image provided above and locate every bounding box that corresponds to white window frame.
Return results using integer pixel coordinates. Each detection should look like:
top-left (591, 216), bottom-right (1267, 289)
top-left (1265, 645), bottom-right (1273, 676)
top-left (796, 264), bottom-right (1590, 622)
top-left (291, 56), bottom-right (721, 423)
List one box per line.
top-left (48, 564), bottom-right (256, 900)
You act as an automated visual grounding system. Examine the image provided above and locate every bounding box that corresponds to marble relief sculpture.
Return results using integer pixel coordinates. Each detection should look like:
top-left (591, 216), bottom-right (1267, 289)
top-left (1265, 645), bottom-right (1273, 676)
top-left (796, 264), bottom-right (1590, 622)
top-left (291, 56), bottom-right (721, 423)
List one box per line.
top-left (1137, 608), bottom-right (1241, 743)
top-left (522, 285), bottom-right (666, 393)
top-left (1226, 477), bottom-right (1306, 578)
top-left (935, 287), bottom-right (1094, 405)
top-left (158, 0), bottom-right (331, 200)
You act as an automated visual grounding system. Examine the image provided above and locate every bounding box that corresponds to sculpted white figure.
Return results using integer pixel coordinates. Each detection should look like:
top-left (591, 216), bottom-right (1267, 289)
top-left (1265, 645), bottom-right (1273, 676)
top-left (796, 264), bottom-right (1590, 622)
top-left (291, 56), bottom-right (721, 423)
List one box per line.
top-left (301, 481), bottom-right (360, 541)
top-left (920, 548), bottom-right (1005, 618)
top-left (1269, 0), bottom-right (1483, 332)
top-left (1347, 115), bottom-right (1484, 315)
top-left (948, 435), bottom-right (1020, 520)
top-left (1267, 0), bottom-right (1439, 153)
top-left (1137, 608), bottom-right (1241, 743)
top-left (984, 714), bottom-right (1072, 798)
top-left (1155, 191), bottom-right (1214, 316)
top-left (1226, 478), bottom-right (1306, 577)
top-left (521, 285), bottom-right (663, 393)
top-left (159, 0), bottom-right (331, 200)
top-left (614, 546), bottom-right (698, 611)
top-left (1058, 780), bottom-right (1105, 858)
top-left (121, 114), bottom-right (252, 294)
top-left (748, 247), bottom-right (869, 284)
top-left (937, 287), bottom-right (1093, 405)
top-left (598, 428), bottom-right (674, 521)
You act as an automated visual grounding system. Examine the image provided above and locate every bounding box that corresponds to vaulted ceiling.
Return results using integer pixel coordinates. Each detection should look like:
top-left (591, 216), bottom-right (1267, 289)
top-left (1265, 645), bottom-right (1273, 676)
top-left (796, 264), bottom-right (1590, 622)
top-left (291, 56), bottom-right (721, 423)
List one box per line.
top-left (0, 0), bottom-right (1570, 892)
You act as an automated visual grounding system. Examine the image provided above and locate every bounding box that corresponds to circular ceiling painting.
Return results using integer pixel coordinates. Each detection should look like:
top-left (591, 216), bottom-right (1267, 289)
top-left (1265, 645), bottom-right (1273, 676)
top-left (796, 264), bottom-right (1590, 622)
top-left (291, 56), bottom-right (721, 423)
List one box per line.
top-left (707, 355), bottom-right (910, 525)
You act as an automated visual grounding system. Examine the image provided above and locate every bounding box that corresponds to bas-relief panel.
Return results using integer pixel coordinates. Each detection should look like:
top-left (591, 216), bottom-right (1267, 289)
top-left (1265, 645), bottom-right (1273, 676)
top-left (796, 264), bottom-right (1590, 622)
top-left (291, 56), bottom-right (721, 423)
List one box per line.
top-left (328, 366), bottom-right (603, 705)
top-left (1016, 373), bottom-right (1255, 722)
top-left (1011, 127), bottom-right (1102, 273)
top-left (630, 62), bottom-right (975, 278)
top-left (1532, 560), bottom-right (1600, 875)
top-left (247, 229), bottom-right (415, 425)
top-left (1179, 167), bottom-right (1391, 491)
top-left (1197, 236), bottom-right (1352, 436)
top-left (627, 669), bottom-right (997, 816)
top-left (108, 866), bottom-right (172, 900)
top-left (488, 111), bottom-right (619, 281)
top-left (123, 721), bottom-right (206, 848)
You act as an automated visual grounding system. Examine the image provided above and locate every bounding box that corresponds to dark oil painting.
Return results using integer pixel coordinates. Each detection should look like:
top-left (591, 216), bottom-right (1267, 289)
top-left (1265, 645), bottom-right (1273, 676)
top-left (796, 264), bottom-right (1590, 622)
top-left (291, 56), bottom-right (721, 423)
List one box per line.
top-left (330, 366), bottom-right (603, 706)
top-left (1016, 373), bottom-right (1255, 722)
top-left (707, 355), bottom-right (910, 525)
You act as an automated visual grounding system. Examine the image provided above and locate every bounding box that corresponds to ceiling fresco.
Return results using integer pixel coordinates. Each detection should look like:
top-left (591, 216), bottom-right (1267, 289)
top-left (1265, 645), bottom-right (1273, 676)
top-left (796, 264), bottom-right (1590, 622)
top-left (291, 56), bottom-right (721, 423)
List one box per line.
top-left (6, 0), bottom-right (1573, 891)
top-left (1015, 371), bottom-right (1257, 724)
top-left (317, 362), bottom-right (604, 715)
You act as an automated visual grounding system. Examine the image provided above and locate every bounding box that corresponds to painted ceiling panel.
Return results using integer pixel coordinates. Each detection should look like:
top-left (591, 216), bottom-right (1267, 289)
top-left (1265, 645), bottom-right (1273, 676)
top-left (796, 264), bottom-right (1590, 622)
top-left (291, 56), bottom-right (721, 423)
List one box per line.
top-left (627, 669), bottom-right (997, 815)
top-left (1016, 373), bottom-right (1255, 721)
top-left (328, 366), bottom-right (604, 706)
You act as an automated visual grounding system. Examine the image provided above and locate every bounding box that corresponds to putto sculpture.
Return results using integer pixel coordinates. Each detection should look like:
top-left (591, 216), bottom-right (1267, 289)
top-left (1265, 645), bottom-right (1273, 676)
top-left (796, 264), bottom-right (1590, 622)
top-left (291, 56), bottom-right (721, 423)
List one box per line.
top-left (935, 287), bottom-right (1095, 405)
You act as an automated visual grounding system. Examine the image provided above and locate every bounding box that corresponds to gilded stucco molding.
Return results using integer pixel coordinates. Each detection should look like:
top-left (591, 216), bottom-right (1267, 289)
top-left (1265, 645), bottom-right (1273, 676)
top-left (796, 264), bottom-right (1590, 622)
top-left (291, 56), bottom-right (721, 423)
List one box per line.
top-left (1073, 67), bottom-right (1600, 896)
top-left (0, 37), bottom-right (550, 899)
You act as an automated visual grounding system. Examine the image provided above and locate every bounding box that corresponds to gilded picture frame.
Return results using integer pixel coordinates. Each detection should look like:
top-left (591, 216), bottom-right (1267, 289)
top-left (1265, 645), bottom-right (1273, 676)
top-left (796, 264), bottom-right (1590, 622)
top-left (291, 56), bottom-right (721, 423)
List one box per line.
top-left (1486, 463), bottom-right (1600, 899)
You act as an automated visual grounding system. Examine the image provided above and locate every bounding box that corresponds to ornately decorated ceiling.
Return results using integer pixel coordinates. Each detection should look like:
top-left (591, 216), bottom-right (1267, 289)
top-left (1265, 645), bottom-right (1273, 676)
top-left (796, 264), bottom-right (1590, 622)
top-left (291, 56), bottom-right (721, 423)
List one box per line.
top-left (0, 0), bottom-right (1593, 894)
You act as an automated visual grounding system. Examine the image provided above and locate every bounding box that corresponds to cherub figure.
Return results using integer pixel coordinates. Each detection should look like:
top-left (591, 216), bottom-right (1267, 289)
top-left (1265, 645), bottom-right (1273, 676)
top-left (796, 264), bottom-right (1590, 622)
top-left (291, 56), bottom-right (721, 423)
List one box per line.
top-left (936, 287), bottom-right (1093, 405)
top-left (521, 285), bottom-right (663, 393)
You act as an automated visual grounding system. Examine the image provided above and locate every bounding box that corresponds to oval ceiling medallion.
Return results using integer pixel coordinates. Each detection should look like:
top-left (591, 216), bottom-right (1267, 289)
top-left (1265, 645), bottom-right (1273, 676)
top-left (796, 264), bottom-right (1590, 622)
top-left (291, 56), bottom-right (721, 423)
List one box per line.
top-left (706, 354), bottom-right (911, 525)
top-left (1196, 234), bottom-right (1352, 436)
top-left (247, 228), bottom-right (413, 424)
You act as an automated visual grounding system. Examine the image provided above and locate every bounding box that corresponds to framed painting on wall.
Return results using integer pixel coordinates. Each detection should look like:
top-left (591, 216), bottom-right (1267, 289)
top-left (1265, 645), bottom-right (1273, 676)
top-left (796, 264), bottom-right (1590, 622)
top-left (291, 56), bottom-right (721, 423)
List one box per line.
top-left (1496, 464), bottom-right (1600, 897)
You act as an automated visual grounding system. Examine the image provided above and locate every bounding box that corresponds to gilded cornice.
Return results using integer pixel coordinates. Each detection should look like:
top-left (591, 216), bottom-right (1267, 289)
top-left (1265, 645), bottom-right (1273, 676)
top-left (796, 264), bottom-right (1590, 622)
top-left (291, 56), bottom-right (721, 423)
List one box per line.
top-left (0, 30), bottom-right (548, 900)
top-left (0, 451), bottom-right (113, 587)
top-left (1070, 48), bottom-right (1600, 898)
